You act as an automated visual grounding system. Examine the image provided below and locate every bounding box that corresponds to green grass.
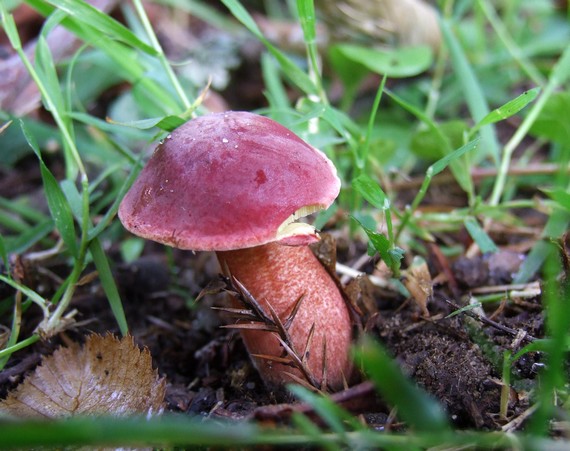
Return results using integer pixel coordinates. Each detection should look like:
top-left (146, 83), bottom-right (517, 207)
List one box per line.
top-left (1, 0), bottom-right (570, 447)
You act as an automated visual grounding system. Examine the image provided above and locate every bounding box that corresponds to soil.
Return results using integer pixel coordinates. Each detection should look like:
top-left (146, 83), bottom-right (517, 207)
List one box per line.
top-left (0, 206), bottom-right (549, 431)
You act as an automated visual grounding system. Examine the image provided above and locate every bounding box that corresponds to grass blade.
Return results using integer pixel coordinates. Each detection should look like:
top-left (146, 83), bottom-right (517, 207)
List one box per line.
top-left (385, 89), bottom-right (475, 197)
top-left (543, 188), bottom-right (570, 211)
top-left (105, 115), bottom-right (186, 132)
top-left (47, 0), bottom-right (158, 55)
top-left (464, 217), bottom-right (498, 254)
top-left (221, 0), bottom-right (317, 96)
top-left (352, 174), bottom-right (389, 211)
top-left (0, 275), bottom-right (49, 316)
top-left (352, 173), bottom-right (396, 243)
top-left (296, 0), bottom-right (316, 44)
top-left (35, 33), bottom-right (64, 114)
top-left (290, 413), bottom-right (341, 451)
top-left (21, 121), bottom-right (78, 257)
top-left (528, 254), bottom-right (570, 435)
top-left (430, 138), bottom-right (480, 176)
top-left (0, 234), bottom-right (8, 270)
top-left (89, 238), bottom-right (129, 336)
top-left (514, 210), bottom-right (570, 283)
top-left (440, 17), bottom-right (500, 164)
top-left (353, 218), bottom-right (404, 275)
top-left (288, 385), bottom-right (364, 434)
top-left (0, 3), bottom-right (22, 49)
top-left (3, 219), bottom-right (54, 254)
top-left (296, 0), bottom-right (327, 103)
top-left (36, 163), bottom-right (78, 256)
top-left (549, 41), bottom-right (570, 84)
top-left (471, 87), bottom-right (541, 136)
top-left (0, 415), bottom-right (259, 448)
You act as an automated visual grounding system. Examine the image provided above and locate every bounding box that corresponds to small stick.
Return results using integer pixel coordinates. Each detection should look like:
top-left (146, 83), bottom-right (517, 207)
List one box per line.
top-left (443, 299), bottom-right (538, 343)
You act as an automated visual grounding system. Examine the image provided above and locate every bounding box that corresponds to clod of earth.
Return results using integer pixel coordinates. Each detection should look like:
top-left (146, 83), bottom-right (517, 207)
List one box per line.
top-left (118, 111), bottom-right (353, 390)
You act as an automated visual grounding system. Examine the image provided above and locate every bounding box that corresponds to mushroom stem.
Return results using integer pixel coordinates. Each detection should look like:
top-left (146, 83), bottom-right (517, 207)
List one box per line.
top-left (216, 242), bottom-right (352, 390)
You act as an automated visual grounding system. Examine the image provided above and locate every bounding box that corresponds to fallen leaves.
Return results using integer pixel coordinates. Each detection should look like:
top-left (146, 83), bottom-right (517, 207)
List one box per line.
top-left (401, 256), bottom-right (433, 317)
top-left (0, 334), bottom-right (165, 419)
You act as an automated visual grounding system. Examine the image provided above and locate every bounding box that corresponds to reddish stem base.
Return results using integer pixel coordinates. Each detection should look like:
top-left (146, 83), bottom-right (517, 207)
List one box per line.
top-left (217, 242), bottom-right (352, 390)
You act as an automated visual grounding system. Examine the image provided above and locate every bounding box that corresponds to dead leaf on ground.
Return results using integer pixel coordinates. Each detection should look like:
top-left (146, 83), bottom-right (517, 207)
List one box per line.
top-left (401, 256), bottom-right (433, 317)
top-left (0, 334), bottom-right (165, 419)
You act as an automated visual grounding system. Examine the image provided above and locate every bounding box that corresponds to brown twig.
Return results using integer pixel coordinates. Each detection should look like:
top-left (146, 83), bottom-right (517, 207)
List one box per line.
top-left (251, 380), bottom-right (378, 421)
top-left (443, 299), bottom-right (538, 343)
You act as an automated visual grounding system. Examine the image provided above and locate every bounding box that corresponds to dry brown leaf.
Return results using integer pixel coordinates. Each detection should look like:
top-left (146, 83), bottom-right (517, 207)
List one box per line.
top-left (0, 334), bottom-right (165, 419)
top-left (401, 256), bottom-right (433, 317)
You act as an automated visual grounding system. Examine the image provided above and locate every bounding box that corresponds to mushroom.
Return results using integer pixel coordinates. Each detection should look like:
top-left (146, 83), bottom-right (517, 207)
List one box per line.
top-left (118, 111), bottom-right (352, 389)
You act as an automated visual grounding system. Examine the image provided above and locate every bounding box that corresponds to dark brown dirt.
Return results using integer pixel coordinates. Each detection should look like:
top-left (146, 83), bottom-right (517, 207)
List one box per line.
top-left (0, 213), bottom-right (547, 431)
top-left (0, 152), bottom-right (549, 431)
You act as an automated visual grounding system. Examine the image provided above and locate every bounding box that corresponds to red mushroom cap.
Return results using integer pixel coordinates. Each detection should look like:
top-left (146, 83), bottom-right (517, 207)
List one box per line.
top-left (118, 111), bottom-right (341, 251)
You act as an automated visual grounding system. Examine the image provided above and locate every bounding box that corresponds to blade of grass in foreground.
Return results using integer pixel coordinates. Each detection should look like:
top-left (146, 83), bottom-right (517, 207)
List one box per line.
top-left (528, 253), bottom-right (570, 436)
top-left (0, 414), bottom-right (537, 448)
top-left (288, 385), bottom-right (365, 435)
